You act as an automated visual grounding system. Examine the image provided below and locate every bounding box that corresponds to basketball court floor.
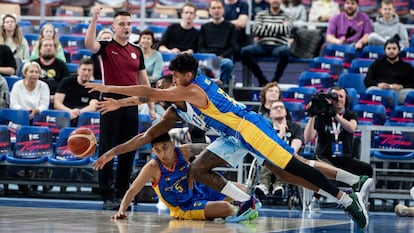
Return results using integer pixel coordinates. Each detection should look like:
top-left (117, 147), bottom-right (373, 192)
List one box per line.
top-left (0, 197), bottom-right (412, 233)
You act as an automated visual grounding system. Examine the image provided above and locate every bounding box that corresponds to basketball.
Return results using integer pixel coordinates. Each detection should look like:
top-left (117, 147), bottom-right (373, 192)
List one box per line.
top-left (68, 128), bottom-right (97, 158)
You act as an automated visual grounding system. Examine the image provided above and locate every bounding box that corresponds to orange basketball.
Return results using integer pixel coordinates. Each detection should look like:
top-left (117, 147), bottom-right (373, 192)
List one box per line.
top-left (68, 128), bottom-right (97, 158)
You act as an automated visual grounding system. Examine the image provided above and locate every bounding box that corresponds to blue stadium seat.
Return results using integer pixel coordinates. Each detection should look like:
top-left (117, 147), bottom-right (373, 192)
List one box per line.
top-left (298, 71), bottom-right (334, 91)
top-left (308, 57), bottom-right (344, 81)
top-left (366, 89), bottom-right (398, 114)
top-left (77, 112), bottom-right (100, 143)
top-left (4, 76), bottom-right (22, 91)
top-left (337, 73), bottom-right (367, 93)
top-left (71, 23), bottom-right (103, 36)
top-left (67, 63), bottom-right (79, 73)
top-left (404, 91), bottom-right (414, 106)
top-left (284, 101), bottom-right (306, 123)
top-left (354, 104), bottom-right (387, 125)
top-left (40, 21), bottom-right (72, 35)
top-left (400, 47), bottom-right (414, 62)
top-left (48, 127), bottom-right (90, 165)
top-left (387, 105), bottom-right (414, 124)
top-left (349, 59), bottom-right (374, 75)
top-left (32, 110), bottom-right (71, 142)
top-left (60, 35), bottom-right (86, 54)
top-left (0, 125), bottom-right (12, 161)
top-left (282, 86), bottom-right (316, 104)
top-left (24, 33), bottom-right (39, 52)
top-left (0, 109), bottom-right (30, 140)
top-left (322, 44), bottom-right (356, 68)
top-left (358, 45), bottom-right (384, 60)
top-left (6, 126), bottom-right (52, 164)
top-left (70, 49), bottom-right (93, 64)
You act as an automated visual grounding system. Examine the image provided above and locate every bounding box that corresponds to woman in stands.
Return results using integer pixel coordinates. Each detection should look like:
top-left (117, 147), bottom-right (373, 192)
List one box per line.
top-left (10, 61), bottom-right (50, 120)
top-left (137, 29), bottom-right (163, 85)
top-left (253, 82), bottom-right (283, 123)
top-left (30, 23), bottom-right (66, 62)
top-left (0, 14), bottom-right (30, 65)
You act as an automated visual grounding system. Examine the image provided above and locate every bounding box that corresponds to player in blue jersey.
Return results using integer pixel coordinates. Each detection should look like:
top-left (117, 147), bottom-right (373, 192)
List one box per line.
top-left (85, 54), bottom-right (369, 229)
top-left (110, 133), bottom-right (257, 221)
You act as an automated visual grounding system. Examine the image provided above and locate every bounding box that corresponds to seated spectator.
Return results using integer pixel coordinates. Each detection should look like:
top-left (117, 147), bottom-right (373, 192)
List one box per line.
top-left (158, 3), bottom-right (199, 54)
top-left (224, 0), bottom-right (249, 61)
top-left (364, 38), bottom-right (414, 104)
top-left (241, 0), bottom-right (293, 86)
top-left (325, 0), bottom-right (372, 50)
top-left (282, 0), bottom-right (307, 23)
top-left (252, 82), bottom-right (282, 123)
top-left (32, 38), bottom-right (71, 104)
top-left (368, 0), bottom-right (409, 49)
top-left (252, 0), bottom-right (270, 20)
top-left (10, 61), bottom-right (50, 120)
top-left (137, 29), bottom-right (163, 85)
top-left (0, 14), bottom-right (30, 63)
top-left (255, 100), bottom-right (303, 198)
top-left (54, 58), bottom-right (99, 126)
top-left (308, 0), bottom-right (340, 23)
top-left (198, 0), bottom-right (236, 85)
top-left (0, 44), bottom-right (17, 76)
top-left (30, 23), bottom-right (67, 62)
top-left (96, 28), bottom-right (113, 41)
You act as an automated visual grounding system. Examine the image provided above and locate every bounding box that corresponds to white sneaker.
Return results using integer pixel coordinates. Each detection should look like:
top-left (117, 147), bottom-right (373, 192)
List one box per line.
top-left (308, 199), bottom-right (321, 212)
top-left (254, 184), bottom-right (269, 197)
top-left (272, 185), bottom-right (284, 197)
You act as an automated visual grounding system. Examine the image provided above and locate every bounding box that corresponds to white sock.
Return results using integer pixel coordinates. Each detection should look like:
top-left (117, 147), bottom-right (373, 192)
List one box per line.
top-left (338, 193), bottom-right (353, 208)
top-left (336, 169), bottom-right (359, 186)
top-left (308, 160), bottom-right (315, 167)
top-left (317, 189), bottom-right (337, 201)
top-left (221, 181), bottom-right (250, 202)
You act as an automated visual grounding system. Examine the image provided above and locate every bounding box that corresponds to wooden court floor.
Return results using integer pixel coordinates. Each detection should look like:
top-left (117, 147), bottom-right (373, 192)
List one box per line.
top-left (0, 197), bottom-right (413, 233)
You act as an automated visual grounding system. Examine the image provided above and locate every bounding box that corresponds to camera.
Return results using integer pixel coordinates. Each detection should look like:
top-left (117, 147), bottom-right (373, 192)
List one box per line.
top-left (307, 92), bottom-right (338, 117)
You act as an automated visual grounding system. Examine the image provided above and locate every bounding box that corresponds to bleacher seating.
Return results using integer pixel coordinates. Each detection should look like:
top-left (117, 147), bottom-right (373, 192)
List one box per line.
top-left (308, 57), bottom-right (344, 81)
top-left (354, 104), bottom-right (387, 125)
top-left (337, 73), bottom-right (367, 93)
top-left (366, 89), bottom-right (399, 114)
top-left (322, 44), bottom-right (356, 68)
top-left (282, 86), bottom-right (316, 104)
top-left (358, 45), bottom-right (384, 60)
top-left (32, 110), bottom-right (71, 142)
top-left (0, 125), bottom-right (12, 161)
top-left (349, 59), bottom-right (374, 75)
top-left (298, 71), bottom-right (334, 91)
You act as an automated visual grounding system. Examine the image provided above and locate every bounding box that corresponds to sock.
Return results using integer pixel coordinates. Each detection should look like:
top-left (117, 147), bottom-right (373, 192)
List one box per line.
top-left (317, 189), bottom-right (338, 202)
top-left (221, 181), bottom-right (250, 202)
top-left (336, 169), bottom-right (359, 186)
top-left (308, 160), bottom-right (315, 167)
top-left (338, 193), bottom-right (353, 208)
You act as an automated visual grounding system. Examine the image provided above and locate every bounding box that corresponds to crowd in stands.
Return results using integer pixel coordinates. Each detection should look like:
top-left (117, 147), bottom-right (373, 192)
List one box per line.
top-left (0, 0), bottom-right (414, 213)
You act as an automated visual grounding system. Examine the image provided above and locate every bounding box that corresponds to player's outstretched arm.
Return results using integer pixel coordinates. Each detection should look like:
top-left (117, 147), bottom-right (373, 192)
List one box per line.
top-left (111, 163), bottom-right (157, 220)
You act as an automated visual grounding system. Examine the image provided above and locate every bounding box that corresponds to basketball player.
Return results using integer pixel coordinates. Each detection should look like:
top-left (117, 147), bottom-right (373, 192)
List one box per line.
top-left (111, 133), bottom-right (258, 222)
top-left (85, 54), bottom-right (369, 229)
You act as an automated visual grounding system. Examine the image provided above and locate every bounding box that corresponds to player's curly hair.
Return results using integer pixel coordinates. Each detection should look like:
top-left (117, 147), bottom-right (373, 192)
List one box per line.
top-left (169, 53), bottom-right (198, 77)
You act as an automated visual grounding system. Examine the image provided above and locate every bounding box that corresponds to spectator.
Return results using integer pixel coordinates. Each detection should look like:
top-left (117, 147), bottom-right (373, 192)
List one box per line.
top-left (252, 0), bottom-right (270, 20)
top-left (198, 0), bottom-right (236, 85)
top-left (158, 3), bottom-right (199, 54)
top-left (223, 0), bottom-right (249, 61)
top-left (368, 0), bottom-right (409, 49)
top-left (32, 38), bottom-right (70, 104)
top-left (10, 61), bottom-right (50, 120)
top-left (241, 0), bottom-right (293, 86)
top-left (364, 38), bottom-right (414, 104)
top-left (304, 87), bottom-right (373, 211)
top-left (326, 0), bottom-right (372, 50)
top-left (137, 29), bottom-right (163, 85)
top-left (252, 82), bottom-right (282, 122)
top-left (0, 14), bottom-right (30, 63)
top-left (30, 23), bottom-right (67, 62)
top-left (54, 58), bottom-right (99, 126)
top-left (308, 0), bottom-right (340, 23)
top-left (85, 7), bottom-right (154, 210)
top-left (255, 100), bottom-right (303, 198)
top-left (282, 0), bottom-right (307, 23)
top-left (0, 44), bottom-right (17, 76)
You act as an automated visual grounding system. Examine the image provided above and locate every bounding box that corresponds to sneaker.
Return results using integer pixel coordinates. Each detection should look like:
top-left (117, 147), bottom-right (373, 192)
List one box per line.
top-left (344, 192), bottom-right (369, 229)
top-left (254, 184), bottom-right (269, 197)
top-left (395, 204), bottom-right (414, 217)
top-left (247, 210), bottom-right (259, 220)
top-left (103, 200), bottom-right (120, 210)
top-left (308, 199), bottom-right (321, 213)
top-left (272, 186), bottom-right (284, 197)
top-left (352, 176), bottom-right (373, 203)
top-left (226, 196), bottom-right (262, 223)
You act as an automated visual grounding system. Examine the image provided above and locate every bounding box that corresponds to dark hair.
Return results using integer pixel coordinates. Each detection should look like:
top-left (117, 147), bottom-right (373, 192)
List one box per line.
top-left (329, 86), bottom-right (351, 112)
top-left (151, 133), bottom-right (172, 146)
top-left (159, 74), bottom-right (173, 85)
top-left (384, 38), bottom-right (400, 51)
top-left (169, 53), bottom-right (198, 77)
top-left (114, 11), bottom-right (131, 18)
top-left (79, 57), bottom-right (94, 66)
top-left (138, 29), bottom-right (155, 43)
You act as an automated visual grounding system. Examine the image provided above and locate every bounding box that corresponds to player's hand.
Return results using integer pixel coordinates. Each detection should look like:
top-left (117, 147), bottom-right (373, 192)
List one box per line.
top-left (92, 150), bottom-right (116, 170)
top-left (111, 212), bottom-right (127, 220)
top-left (90, 6), bottom-right (102, 21)
top-left (97, 97), bottom-right (120, 114)
top-left (84, 82), bottom-right (108, 93)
